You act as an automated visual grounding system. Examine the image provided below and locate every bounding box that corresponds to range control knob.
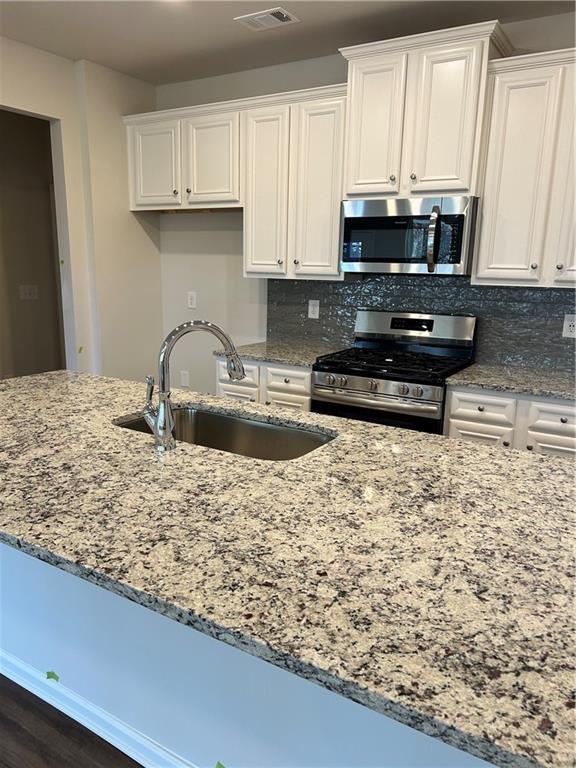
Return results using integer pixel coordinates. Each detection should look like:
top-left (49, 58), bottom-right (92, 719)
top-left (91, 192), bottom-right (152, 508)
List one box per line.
top-left (337, 376), bottom-right (348, 388)
top-left (398, 383), bottom-right (410, 396)
top-left (412, 386), bottom-right (424, 397)
top-left (368, 379), bottom-right (378, 391)
top-left (324, 374), bottom-right (336, 385)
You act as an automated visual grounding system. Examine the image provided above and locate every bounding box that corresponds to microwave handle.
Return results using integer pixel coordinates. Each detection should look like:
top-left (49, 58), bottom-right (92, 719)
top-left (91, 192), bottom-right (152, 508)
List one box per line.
top-left (426, 205), bottom-right (441, 273)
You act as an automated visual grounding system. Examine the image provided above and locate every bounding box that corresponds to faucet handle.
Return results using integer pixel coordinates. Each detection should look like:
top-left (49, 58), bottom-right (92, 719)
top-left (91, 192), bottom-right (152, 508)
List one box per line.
top-left (145, 375), bottom-right (155, 408)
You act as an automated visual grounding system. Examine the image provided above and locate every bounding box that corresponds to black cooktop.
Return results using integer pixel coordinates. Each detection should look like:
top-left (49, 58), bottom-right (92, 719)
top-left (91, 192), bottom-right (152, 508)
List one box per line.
top-left (313, 346), bottom-right (472, 384)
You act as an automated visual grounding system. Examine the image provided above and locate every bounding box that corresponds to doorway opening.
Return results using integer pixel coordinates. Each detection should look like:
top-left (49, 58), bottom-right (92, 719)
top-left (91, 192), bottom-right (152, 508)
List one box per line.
top-left (0, 109), bottom-right (66, 378)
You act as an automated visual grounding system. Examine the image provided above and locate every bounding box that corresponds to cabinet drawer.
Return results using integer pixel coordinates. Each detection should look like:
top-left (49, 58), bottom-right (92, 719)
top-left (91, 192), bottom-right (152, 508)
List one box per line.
top-left (265, 392), bottom-right (311, 412)
top-left (217, 359), bottom-right (259, 387)
top-left (525, 400), bottom-right (576, 437)
top-left (449, 391), bottom-right (516, 427)
top-left (448, 419), bottom-right (514, 448)
top-left (525, 430), bottom-right (576, 458)
top-left (264, 366), bottom-right (311, 395)
top-left (216, 382), bottom-right (258, 402)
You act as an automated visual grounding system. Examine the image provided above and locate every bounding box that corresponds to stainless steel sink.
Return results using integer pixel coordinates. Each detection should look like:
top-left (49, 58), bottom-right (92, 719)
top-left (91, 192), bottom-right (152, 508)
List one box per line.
top-left (114, 405), bottom-right (334, 461)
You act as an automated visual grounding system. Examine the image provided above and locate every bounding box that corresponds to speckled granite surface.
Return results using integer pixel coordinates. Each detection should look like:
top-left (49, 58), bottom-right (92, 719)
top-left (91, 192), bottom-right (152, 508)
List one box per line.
top-left (213, 340), bottom-right (339, 368)
top-left (448, 364), bottom-right (576, 401)
top-left (1, 371), bottom-right (574, 768)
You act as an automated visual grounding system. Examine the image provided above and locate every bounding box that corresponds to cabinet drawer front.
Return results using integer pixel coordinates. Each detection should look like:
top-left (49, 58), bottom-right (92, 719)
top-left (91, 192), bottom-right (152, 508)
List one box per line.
top-left (525, 430), bottom-right (576, 457)
top-left (449, 391), bottom-right (516, 426)
top-left (448, 419), bottom-right (514, 448)
top-left (216, 360), bottom-right (259, 387)
top-left (265, 366), bottom-right (311, 395)
top-left (216, 382), bottom-right (258, 402)
top-left (265, 392), bottom-right (311, 411)
top-left (526, 400), bottom-right (576, 437)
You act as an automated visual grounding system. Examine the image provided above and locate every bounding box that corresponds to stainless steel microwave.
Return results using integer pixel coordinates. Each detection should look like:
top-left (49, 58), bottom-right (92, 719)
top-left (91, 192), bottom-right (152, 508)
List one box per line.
top-left (340, 196), bottom-right (478, 275)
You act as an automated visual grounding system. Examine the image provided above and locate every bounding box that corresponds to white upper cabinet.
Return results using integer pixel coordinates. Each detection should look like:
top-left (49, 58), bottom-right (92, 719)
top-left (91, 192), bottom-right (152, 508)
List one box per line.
top-left (182, 112), bottom-right (239, 204)
top-left (288, 97), bottom-right (345, 276)
top-left (242, 105), bottom-right (290, 275)
top-left (242, 87), bottom-right (346, 279)
top-left (129, 120), bottom-right (181, 207)
top-left (340, 22), bottom-right (510, 198)
top-left (474, 50), bottom-right (575, 287)
top-left (401, 42), bottom-right (483, 194)
top-left (344, 53), bottom-right (407, 195)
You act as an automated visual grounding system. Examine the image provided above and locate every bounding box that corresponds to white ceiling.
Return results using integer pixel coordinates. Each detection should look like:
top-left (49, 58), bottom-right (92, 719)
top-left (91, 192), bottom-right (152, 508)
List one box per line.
top-left (0, 1), bottom-right (573, 84)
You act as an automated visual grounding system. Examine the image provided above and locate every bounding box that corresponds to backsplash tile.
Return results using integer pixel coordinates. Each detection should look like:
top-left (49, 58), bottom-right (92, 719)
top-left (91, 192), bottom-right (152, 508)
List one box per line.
top-left (267, 275), bottom-right (576, 371)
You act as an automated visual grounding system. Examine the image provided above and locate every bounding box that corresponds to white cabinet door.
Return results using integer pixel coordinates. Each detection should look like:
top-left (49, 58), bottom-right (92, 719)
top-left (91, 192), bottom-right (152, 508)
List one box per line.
top-left (288, 98), bottom-right (345, 276)
top-left (448, 389), bottom-right (516, 427)
top-left (448, 419), bottom-right (514, 448)
top-left (474, 65), bottom-right (564, 283)
top-left (265, 392), bottom-right (311, 411)
top-left (402, 42), bottom-right (484, 194)
top-left (216, 382), bottom-right (259, 402)
top-left (264, 365), bottom-right (311, 396)
top-left (182, 112), bottom-right (239, 204)
top-left (216, 359), bottom-right (260, 388)
top-left (130, 120), bottom-right (181, 207)
top-left (242, 106), bottom-right (290, 275)
top-left (519, 399), bottom-right (576, 457)
top-left (344, 53), bottom-right (407, 195)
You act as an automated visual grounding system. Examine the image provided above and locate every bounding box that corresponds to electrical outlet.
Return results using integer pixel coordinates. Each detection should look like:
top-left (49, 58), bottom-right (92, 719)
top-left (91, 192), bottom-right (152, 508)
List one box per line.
top-left (179, 370), bottom-right (190, 388)
top-left (19, 284), bottom-right (39, 301)
top-left (563, 314), bottom-right (576, 338)
top-left (187, 291), bottom-right (197, 310)
top-left (308, 299), bottom-right (320, 319)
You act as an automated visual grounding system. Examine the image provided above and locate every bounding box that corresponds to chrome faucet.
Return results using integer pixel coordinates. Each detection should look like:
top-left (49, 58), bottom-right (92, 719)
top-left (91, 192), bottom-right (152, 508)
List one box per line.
top-left (143, 320), bottom-right (245, 451)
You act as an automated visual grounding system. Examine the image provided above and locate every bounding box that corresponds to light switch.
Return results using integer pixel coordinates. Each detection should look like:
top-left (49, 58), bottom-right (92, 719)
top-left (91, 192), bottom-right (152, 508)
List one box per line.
top-left (187, 291), bottom-right (197, 310)
top-left (308, 299), bottom-right (320, 319)
top-left (179, 370), bottom-right (190, 388)
top-left (19, 284), bottom-right (39, 301)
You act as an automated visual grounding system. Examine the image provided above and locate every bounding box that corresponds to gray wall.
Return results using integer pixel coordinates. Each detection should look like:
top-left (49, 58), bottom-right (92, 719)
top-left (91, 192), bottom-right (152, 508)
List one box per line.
top-left (267, 276), bottom-right (576, 371)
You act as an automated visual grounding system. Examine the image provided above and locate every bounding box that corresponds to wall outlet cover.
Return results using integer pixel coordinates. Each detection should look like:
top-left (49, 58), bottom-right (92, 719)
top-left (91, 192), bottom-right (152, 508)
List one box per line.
top-left (179, 370), bottom-right (190, 388)
top-left (187, 291), bottom-right (197, 310)
top-left (19, 284), bottom-right (39, 301)
top-left (308, 299), bottom-right (320, 320)
top-left (562, 314), bottom-right (576, 338)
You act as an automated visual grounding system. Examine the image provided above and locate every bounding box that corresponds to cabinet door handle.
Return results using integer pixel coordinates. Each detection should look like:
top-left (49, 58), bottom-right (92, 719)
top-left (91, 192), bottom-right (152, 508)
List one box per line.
top-left (283, 377), bottom-right (290, 384)
top-left (530, 263), bottom-right (538, 270)
top-left (556, 264), bottom-right (564, 270)
top-left (389, 174), bottom-right (396, 182)
top-left (526, 445), bottom-right (534, 451)
top-left (503, 441), bottom-right (510, 447)
top-left (186, 187), bottom-right (191, 194)
top-left (477, 405), bottom-right (485, 412)
top-left (410, 172), bottom-right (417, 181)
top-left (277, 259), bottom-right (283, 265)
top-left (173, 189), bottom-right (179, 196)
top-left (265, 401), bottom-right (271, 405)
top-left (561, 417), bottom-right (568, 423)
top-left (249, 397), bottom-right (256, 402)
top-left (294, 260), bottom-right (300, 265)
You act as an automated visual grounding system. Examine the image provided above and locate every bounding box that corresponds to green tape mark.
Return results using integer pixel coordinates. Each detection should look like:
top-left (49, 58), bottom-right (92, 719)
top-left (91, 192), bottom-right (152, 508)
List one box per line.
top-left (215, 763), bottom-right (225, 768)
top-left (46, 670), bottom-right (60, 682)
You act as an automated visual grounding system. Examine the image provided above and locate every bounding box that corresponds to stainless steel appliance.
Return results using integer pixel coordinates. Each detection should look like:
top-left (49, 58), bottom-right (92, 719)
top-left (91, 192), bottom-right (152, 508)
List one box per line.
top-left (311, 311), bottom-right (477, 433)
top-left (340, 196), bottom-right (478, 275)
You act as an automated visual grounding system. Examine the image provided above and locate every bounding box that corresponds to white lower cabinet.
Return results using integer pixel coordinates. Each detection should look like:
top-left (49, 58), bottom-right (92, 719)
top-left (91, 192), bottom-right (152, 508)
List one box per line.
top-left (446, 386), bottom-right (576, 457)
top-left (216, 358), bottom-right (311, 411)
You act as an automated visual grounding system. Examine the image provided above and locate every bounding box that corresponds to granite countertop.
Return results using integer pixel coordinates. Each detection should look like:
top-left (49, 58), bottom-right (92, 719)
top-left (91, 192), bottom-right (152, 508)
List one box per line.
top-left (0, 371), bottom-right (574, 768)
top-left (448, 364), bottom-right (576, 401)
top-left (213, 340), bottom-right (341, 368)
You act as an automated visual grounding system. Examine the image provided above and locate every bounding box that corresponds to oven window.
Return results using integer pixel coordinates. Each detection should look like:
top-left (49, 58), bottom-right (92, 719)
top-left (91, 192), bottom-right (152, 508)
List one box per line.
top-left (342, 215), bottom-right (464, 265)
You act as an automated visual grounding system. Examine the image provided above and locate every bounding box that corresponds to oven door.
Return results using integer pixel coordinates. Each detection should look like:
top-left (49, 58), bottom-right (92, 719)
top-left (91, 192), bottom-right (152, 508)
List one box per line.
top-left (311, 389), bottom-right (445, 434)
top-left (340, 197), bottom-right (477, 275)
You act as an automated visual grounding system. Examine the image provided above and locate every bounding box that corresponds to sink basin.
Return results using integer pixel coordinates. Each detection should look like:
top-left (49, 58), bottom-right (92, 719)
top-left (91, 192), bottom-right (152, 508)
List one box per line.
top-left (114, 405), bottom-right (334, 461)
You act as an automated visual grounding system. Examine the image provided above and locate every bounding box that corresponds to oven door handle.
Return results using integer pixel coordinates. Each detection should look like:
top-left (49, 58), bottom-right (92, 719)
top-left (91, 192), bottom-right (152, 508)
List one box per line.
top-left (312, 387), bottom-right (442, 419)
top-left (426, 205), bottom-right (441, 273)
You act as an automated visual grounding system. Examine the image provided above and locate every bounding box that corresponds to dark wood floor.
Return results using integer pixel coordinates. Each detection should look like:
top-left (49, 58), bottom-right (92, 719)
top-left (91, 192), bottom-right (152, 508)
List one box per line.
top-left (0, 674), bottom-right (142, 768)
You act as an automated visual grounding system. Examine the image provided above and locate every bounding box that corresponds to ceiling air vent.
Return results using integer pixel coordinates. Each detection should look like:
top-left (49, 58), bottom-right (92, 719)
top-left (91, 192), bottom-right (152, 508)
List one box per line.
top-left (234, 7), bottom-right (300, 32)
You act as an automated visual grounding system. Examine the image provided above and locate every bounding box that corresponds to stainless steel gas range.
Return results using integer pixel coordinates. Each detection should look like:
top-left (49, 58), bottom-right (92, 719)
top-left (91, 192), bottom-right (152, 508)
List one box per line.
top-left (311, 311), bottom-right (477, 433)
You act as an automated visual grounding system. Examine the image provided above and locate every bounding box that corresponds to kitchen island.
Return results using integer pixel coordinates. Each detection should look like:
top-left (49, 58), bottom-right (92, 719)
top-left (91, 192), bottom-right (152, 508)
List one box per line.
top-left (0, 371), bottom-right (573, 768)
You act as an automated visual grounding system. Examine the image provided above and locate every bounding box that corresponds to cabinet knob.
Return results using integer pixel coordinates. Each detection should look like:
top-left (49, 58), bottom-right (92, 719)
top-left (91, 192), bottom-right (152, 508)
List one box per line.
top-left (284, 377), bottom-right (290, 384)
top-left (249, 397), bottom-right (256, 402)
top-left (186, 187), bottom-right (191, 194)
top-left (389, 174), bottom-right (396, 182)
top-left (530, 263), bottom-right (538, 270)
top-left (503, 441), bottom-right (510, 447)
top-left (265, 401), bottom-right (271, 405)
top-left (410, 172), bottom-right (417, 181)
top-left (527, 444), bottom-right (534, 451)
top-left (277, 259), bottom-right (283, 265)
top-left (556, 264), bottom-right (564, 270)
top-left (173, 189), bottom-right (178, 196)
top-left (477, 405), bottom-right (485, 412)
top-left (561, 416), bottom-right (568, 424)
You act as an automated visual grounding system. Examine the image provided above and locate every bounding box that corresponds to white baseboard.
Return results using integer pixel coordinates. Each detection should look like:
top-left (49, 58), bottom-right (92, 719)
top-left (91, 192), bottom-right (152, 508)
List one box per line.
top-left (0, 649), bottom-right (199, 768)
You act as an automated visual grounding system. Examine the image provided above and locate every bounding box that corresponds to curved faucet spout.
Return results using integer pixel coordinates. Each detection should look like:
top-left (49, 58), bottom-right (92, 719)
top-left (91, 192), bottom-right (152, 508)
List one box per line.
top-left (144, 320), bottom-right (246, 452)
